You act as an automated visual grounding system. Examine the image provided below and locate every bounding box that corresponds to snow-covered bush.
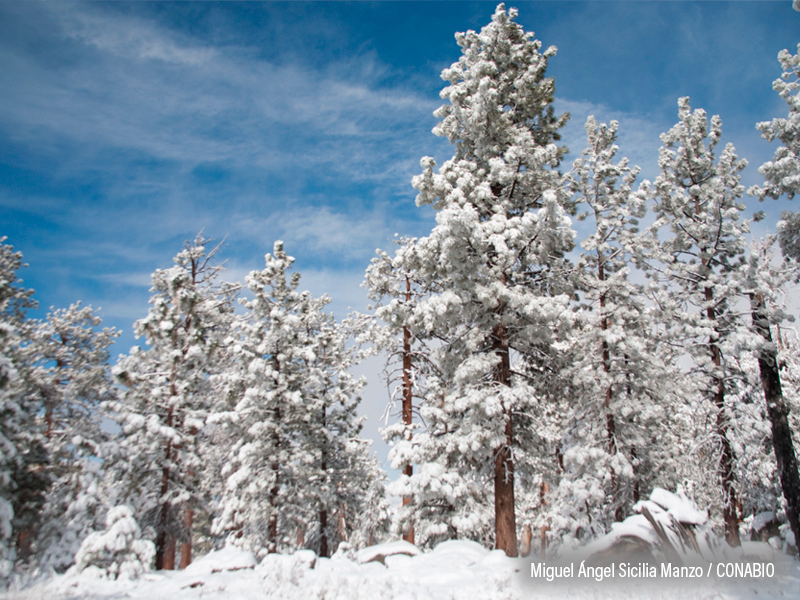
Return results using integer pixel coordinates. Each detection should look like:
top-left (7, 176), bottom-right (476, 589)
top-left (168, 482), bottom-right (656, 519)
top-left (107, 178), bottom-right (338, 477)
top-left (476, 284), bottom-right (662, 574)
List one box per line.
top-left (70, 505), bottom-right (155, 580)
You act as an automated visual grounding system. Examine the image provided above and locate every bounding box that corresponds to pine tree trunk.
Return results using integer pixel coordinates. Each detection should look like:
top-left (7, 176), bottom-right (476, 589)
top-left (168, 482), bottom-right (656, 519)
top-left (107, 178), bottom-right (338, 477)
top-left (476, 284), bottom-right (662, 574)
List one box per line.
top-left (268, 356), bottom-right (281, 554)
top-left (268, 420), bottom-right (280, 553)
top-left (163, 538), bottom-right (176, 570)
top-left (155, 405), bottom-right (174, 570)
top-left (519, 524), bottom-right (532, 557)
top-left (16, 529), bottom-right (33, 562)
top-left (631, 446), bottom-right (640, 504)
top-left (319, 508), bottom-right (329, 558)
top-left (320, 404), bottom-right (329, 558)
top-left (706, 287), bottom-right (740, 547)
top-left (625, 356), bottom-right (640, 505)
top-left (750, 293), bottom-right (800, 549)
top-left (402, 464), bottom-right (414, 544)
top-left (492, 319), bottom-right (517, 557)
top-left (598, 263), bottom-right (622, 521)
top-left (402, 276), bottom-right (415, 545)
top-left (179, 507), bottom-right (192, 569)
top-left (337, 502), bottom-right (347, 542)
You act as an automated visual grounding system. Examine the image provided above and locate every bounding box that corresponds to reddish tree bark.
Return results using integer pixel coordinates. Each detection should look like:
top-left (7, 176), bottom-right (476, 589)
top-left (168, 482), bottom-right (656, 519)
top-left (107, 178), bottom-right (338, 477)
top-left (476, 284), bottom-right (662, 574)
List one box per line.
top-left (492, 319), bottom-right (517, 557)
top-left (319, 508), bottom-right (329, 558)
top-left (179, 507), bottom-right (193, 569)
top-left (163, 538), bottom-right (176, 570)
top-left (401, 275), bottom-right (415, 545)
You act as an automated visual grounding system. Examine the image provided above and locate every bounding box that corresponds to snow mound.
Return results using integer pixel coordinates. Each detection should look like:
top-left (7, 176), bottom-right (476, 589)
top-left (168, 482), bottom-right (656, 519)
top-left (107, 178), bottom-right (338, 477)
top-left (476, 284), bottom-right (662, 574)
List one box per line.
top-left (425, 539), bottom-right (488, 567)
top-left (355, 539), bottom-right (421, 564)
top-left (750, 511), bottom-right (776, 533)
top-left (182, 545), bottom-right (256, 576)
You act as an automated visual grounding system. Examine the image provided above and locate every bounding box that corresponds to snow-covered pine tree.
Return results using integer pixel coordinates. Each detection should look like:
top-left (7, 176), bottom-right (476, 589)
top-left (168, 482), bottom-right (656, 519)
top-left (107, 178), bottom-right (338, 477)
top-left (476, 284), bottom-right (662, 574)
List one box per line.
top-left (0, 237), bottom-right (38, 578)
top-left (549, 117), bottom-right (682, 548)
top-left (22, 303), bottom-right (120, 572)
top-left (109, 235), bottom-right (237, 570)
top-left (748, 42), bottom-right (800, 548)
top-left (742, 238), bottom-right (800, 550)
top-left (408, 4), bottom-right (575, 556)
top-left (213, 242), bottom-right (378, 557)
top-left (290, 301), bottom-right (370, 558)
top-left (363, 237), bottom-right (442, 545)
top-left (0, 330), bottom-right (15, 579)
top-left (362, 241), bottom-right (488, 550)
top-left (0, 238), bottom-right (47, 570)
top-left (211, 242), bottom-right (312, 556)
top-left (334, 438), bottom-right (391, 549)
top-left (644, 97), bottom-right (752, 546)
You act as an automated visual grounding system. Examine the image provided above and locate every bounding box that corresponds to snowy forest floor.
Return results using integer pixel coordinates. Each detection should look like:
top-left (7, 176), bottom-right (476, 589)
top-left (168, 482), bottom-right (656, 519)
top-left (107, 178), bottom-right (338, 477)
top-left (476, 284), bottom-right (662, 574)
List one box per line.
top-left (2, 541), bottom-right (799, 600)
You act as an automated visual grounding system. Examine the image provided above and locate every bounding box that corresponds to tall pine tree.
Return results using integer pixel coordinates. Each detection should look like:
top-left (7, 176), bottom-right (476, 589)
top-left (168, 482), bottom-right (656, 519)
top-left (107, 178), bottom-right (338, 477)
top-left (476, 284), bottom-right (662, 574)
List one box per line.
top-left (25, 303), bottom-right (119, 572)
top-left (363, 237), bottom-right (443, 545)
top-left (644, 98), bottom-right (751, 546)
top-left (407, 4), bottom-right (575, 555)
top-left (550, 118), bottom-right (683, 547)
top-left (110, 235), bottom-right (236, 569)
top-left (213, 242), bottom-right (379, 557)
top-left (749, 42), bottom-right (800, 548)
top-left (0, 237), bottom-right (37, 577)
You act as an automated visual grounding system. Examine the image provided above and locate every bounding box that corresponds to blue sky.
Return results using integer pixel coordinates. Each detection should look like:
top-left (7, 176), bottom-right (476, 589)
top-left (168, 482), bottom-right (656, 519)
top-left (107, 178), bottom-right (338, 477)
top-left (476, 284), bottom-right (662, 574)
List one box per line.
top-left (2, 1), bottom-right (799, 469)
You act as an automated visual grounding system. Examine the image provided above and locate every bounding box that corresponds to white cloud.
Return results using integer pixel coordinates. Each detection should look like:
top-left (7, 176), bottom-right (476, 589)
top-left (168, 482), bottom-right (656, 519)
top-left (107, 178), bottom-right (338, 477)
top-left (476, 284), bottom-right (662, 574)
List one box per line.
top-left (0, 2), bottom-right (440, 186)
top-left (277, 206), bottom-right (390, 262)
top-left (97, 272), bottom-right (154, 288)
top-left (61, 9), bottom-right (217, 66)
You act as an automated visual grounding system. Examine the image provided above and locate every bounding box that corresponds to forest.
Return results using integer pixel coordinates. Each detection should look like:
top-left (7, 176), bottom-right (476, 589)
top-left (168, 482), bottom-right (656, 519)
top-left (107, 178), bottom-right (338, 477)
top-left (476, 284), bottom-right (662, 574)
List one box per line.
top-left (1, 3), bottom-right (800, 586)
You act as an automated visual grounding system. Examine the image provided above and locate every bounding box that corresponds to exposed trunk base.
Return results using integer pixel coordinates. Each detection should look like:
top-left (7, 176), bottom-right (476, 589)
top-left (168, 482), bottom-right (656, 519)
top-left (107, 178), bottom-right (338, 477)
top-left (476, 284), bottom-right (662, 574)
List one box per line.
top-left (717, 393), bottom-right (741, 547)
top-left (494, 413), bottom-right (517, 557)
top-left (163, 538), bottom-right (176, 570)
top-left (319, 508), bottom-right (329, 558)
top-left (179, 508), bottom-right (193, 569)
top-left (540, 524), bottom-right (550, 558)
top-left (492, 317), bottom-right (517, 557)
top-left (519, 524), bottom-right (532, 557)
top-left (402, 464), bottom-right (415, 545)
top-left (267, 510), bottom-right (278, 554)
top-left (16, 529), bottom-right (33, 562)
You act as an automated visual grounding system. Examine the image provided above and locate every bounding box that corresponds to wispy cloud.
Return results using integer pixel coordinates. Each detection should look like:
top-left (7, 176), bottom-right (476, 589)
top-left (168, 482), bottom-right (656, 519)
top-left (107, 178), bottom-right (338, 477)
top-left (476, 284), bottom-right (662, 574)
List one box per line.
top-left (0, 2), bottom-right (441, 183)
top-left (62, 8), bottom-right (218, 66)
top-left (0, 1), bottom-right (447, 328)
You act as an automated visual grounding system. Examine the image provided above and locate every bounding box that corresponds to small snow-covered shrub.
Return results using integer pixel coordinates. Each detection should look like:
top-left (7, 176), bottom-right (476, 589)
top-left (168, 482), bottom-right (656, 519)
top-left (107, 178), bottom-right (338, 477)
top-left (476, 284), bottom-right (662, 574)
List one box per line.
top-left (70, 505), bottom-right (154, 580)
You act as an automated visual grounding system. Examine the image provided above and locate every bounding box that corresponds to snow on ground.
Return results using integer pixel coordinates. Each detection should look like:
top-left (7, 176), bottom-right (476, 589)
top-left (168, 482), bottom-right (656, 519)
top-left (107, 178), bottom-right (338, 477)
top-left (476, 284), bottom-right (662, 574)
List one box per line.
top-left (2, 539), bottom-right (798, 600)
